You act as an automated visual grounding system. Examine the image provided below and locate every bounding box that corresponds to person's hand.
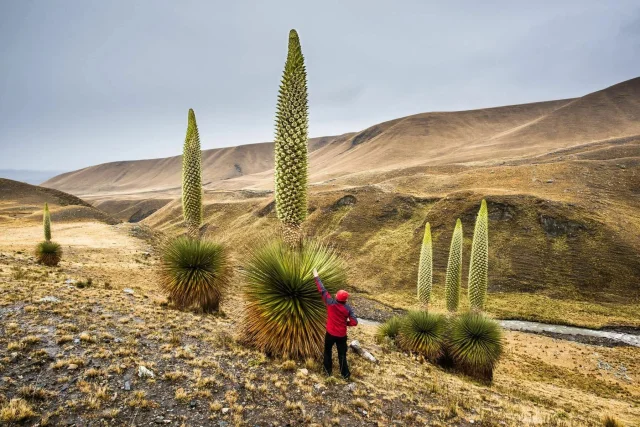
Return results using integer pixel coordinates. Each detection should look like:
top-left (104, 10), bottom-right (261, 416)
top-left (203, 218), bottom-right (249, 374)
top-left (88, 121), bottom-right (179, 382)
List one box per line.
top-left (312, 268), bottom-right (319, 278)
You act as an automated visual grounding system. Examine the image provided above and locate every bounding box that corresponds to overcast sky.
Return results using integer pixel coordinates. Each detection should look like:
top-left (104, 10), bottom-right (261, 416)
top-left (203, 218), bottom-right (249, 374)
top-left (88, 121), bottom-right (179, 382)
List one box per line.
top-left (1, 0), bottom-right (639, 172)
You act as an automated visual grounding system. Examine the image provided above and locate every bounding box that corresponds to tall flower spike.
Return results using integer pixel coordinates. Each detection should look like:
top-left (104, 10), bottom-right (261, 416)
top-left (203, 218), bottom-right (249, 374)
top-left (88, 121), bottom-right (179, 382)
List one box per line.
top-left (417, 223), bottom-right (433, 306)
top-left (469, 199), bottom-right (489, 311)
top-left (43, 203), bottom-right (51, 242)
top-left (445, 219), bottom-right (463, 312)
top-left (182, 108), bottom-right (203, 238)
top-left (274, 29), bottom-right (309, 245)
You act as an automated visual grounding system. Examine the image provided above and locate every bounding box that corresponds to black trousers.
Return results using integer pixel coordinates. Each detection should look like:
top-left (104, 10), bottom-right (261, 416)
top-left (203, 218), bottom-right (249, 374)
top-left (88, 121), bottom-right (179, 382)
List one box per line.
top-left (324, 332), bottom-right (350, 379)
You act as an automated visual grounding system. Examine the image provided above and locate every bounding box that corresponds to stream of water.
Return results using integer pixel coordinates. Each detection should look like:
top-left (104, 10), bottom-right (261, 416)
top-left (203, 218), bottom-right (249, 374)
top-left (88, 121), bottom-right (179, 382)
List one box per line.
top-left (358, 318), bottom-right (640, 347)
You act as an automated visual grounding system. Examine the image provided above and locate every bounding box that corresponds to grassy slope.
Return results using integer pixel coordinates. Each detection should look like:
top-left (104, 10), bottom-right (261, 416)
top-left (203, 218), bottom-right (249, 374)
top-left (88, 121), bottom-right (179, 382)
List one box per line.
top-left (141, 140), bottom-right (640, 329)
top-left (0, 221), bottom-right (638, 426)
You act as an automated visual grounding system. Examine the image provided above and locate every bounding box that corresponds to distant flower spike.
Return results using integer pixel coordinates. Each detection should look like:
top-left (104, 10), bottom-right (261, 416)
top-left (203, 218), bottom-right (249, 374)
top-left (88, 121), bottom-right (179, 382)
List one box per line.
top-left (43, 203), bottom-right (51, 242)
top-left (182, 109), bottom-right (203, 238)
top-left (274, 29), bottom-right (309, 245)
top-left (417, 223), bottom-right (433, 306)
top-left (469, 200), bottom-right (489, 311)
top-left (445, 219), bottom-right (463, 312)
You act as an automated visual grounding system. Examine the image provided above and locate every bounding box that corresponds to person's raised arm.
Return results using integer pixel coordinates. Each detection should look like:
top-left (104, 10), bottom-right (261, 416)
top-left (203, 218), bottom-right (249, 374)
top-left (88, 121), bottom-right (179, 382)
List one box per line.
top-left (313, 268), bottom-right (332, 304)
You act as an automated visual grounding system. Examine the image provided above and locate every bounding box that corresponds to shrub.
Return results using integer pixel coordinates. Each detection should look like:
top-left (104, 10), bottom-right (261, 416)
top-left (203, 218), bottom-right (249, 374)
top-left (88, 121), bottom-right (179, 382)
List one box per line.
top-left (468, 199), bottom-right (489, 311)
top-left (448, 312), bottom-right (503, 381)
top-left (274, 29), bottom-right (309, 245)
top-left (445, 219), bottom-right (463, 312)
top-left (35, 241), bottom-right (62, 267)
top-left (0, 398), bottom-right (35, 423)
top-left (182, 109), bottom-right (203, 238)
top-left (397, 311), bottom-right (447, 361)
top-left (242, 239), bottom-right (346, 359)
top-left (417, 223), bottom-right (432, 306)
top-left (159, 236), bottom-right (232, 313)
top-left (376, 316), bottom-right (402, 343)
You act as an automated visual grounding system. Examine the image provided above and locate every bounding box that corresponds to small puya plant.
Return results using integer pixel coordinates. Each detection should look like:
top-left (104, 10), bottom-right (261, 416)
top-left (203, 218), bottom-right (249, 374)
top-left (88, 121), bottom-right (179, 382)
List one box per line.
top-left (35, 203), bottom-right (62, 266)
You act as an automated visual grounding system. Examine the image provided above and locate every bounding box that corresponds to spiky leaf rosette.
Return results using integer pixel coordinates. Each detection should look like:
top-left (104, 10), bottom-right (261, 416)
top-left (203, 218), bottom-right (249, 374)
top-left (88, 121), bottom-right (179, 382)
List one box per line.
top-left (375, 316), bottom-right (402, 344)
top-left (445, 219), bottom-right (463, 312)
top-left (35, 241), bottom-right (62, 266)
top-left (159, 236), bottom-right (231, 313)
top-left (43, 203), bottom-right (51, 242)
top-left (397, 311), bottom-right (447, 361)
top-left (468, 200), bottom-right (489, 311)
top-left (417, 223), bottom-right (432, 306)
top-left (274, 29), bottom-right (309, 241)
top-left (448, 312), bottom-right (503, 380)
top-left (242, 239), bottom-right (346, 359)
top-left (182, 109), bottom-right (203, 238)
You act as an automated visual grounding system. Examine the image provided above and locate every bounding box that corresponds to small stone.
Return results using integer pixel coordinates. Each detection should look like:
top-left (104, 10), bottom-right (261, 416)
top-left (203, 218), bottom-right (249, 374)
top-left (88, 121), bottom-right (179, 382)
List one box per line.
top-left (138, 365), bottom-right (155, 378)
top-left (67, 364), bottom-right (78, 370)
top-left (39, 296), bottom-right (60, 303)
top-left (73, 338), bottom-right (80, 344)
top-left (546, 179), bottom-right (554, 183)
top-left (298, 368), bottom-right (309, 376)
top-left (344, 383), bottom-right (356, 392)
top-left (124, 380), bottom-right (131, 391)
top-left (123, 288), bottom-right (134, 295)
top-left (221, 407), bottom-right (230, 414)
top-left (189, 400), bottom-right (197, 408)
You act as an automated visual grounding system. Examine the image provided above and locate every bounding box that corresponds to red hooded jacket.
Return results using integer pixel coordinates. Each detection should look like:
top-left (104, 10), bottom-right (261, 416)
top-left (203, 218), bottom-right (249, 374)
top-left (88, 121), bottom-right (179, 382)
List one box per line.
top-left (315, 277), bottom-right (358, 337)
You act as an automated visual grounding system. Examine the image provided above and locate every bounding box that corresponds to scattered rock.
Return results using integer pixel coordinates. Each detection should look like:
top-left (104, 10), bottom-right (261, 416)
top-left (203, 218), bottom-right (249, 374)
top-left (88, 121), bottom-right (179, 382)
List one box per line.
top-left (298, 368), bottom-right (309, 376)
top-left (344, 383), bottom-right (357, 392)
top-left (546, 179), bottom-right (554, 183)
top-left (330, 195), bottom-right (357, 210)
top-left (64, 279), bottom-right (76, 284)
top-left (73, 338), bottom-right (80, 344)
top-left (124, 380), bottom-right (131, 391)
top-left (123, 288), bottom-right (135, 295)
top-left (138, 365), bottom-right (155, 378)
top-left (67, 364), bottom-right (78, 370)
top-left (539, 214), bottom-right (586, 237)
top-left (221, 407), bottom-right (230, 414)
top-left (38, 296), bottom-right (60, 303)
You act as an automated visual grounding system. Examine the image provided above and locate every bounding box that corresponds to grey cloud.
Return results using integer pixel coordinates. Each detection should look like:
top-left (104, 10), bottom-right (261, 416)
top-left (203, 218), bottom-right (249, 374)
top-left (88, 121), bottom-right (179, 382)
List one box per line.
top-left (1, 0), bottom-right (639, 171)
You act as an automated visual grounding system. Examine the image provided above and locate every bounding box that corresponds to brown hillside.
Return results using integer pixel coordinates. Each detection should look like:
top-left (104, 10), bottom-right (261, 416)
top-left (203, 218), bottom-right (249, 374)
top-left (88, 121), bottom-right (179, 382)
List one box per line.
top-left (43, 77), bottom-right (640, 199)
top-left (0, 178), bottom-right (118, 225)
top-left (38, 77), bottom-right (640, 324)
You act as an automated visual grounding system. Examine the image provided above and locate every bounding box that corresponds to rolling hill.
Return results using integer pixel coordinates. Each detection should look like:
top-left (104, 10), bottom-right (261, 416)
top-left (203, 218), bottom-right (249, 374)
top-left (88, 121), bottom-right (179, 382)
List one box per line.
top-left (39, 77), bottom-right (640, 321)
top-left (0, 178), bottom-right (118, 225)
top-left (43, 77), bottom-right (640, 199)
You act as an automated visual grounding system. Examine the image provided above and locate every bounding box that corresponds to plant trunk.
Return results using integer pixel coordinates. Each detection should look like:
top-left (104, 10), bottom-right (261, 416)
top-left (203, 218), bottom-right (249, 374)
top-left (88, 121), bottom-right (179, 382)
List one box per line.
top-left (186, 223), bottom-right (201, 240)
top-left (282, 222), bottom-right (302, 247)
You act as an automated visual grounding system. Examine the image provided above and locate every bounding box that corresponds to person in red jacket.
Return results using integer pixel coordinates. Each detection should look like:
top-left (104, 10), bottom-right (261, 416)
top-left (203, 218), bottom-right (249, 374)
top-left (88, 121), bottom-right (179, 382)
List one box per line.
top-left (313, 268), bottom-right (358, 379)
